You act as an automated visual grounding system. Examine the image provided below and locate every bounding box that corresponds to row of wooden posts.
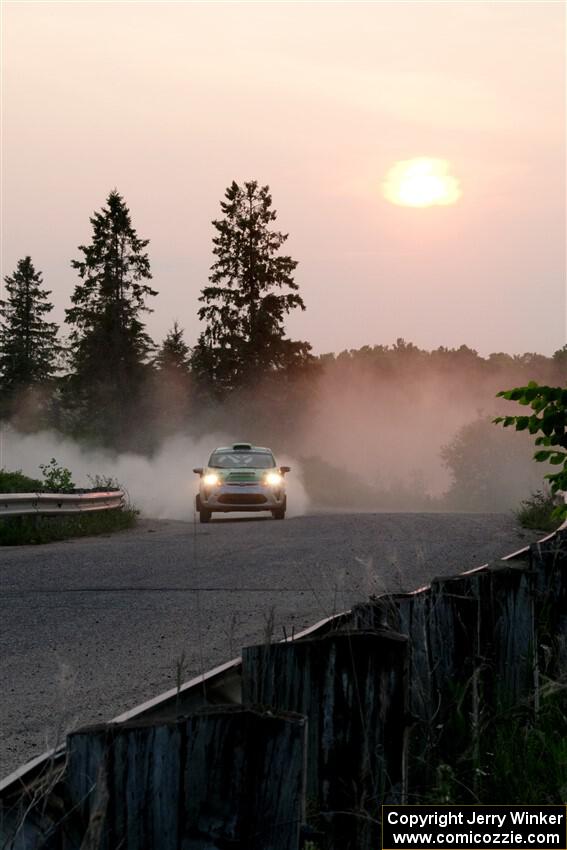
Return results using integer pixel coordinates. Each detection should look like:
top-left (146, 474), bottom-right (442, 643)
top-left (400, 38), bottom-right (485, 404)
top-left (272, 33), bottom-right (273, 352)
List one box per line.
top-left (3, 531), bottom-right (566, 850)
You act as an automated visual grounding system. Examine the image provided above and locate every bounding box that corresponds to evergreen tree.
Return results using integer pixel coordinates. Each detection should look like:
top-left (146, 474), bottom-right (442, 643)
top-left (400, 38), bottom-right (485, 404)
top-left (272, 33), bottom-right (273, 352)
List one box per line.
top-left (0, 256), bottom-right (59, 416)
top-left (154, 321), bottom-right (191, 374)
top-left (65, 190), bottom-right (157, 445)
top-left (191, 180), bottom-right (312, 393)
top-left (151, 322), bottom-right (192, 433)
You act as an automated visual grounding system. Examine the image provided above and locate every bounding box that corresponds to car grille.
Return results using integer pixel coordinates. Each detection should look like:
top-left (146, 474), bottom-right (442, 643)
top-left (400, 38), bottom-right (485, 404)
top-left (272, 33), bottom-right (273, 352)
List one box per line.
top-left (218, 494), bottom-right (267, 505)
top-left (226, 472), bottom-right (257, 483)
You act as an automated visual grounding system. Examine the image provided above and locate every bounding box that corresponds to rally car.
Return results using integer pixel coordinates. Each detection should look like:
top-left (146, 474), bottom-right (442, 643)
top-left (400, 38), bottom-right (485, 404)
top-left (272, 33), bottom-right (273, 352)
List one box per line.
top-left (193, 443), bottom-right (290, 522)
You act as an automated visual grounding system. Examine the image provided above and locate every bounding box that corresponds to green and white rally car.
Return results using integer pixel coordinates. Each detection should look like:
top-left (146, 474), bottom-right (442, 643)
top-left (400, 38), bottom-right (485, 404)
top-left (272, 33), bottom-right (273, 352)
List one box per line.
top-left (193, 443), bottom-right (290, 523)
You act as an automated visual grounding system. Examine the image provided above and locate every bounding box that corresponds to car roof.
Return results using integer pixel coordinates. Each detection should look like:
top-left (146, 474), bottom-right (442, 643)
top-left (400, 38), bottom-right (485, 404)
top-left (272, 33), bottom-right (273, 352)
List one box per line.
top-left (211, 444), bottom-right (273, 454)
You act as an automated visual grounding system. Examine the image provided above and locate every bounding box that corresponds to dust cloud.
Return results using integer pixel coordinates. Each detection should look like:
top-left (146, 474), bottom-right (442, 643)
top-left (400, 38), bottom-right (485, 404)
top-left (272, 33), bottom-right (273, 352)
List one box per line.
top-left (287, 356), bottom-right (550, 511)
top-left (0, 427), bottom-right (310, 519)
top-left (1, 349), bottom-right (560, 517)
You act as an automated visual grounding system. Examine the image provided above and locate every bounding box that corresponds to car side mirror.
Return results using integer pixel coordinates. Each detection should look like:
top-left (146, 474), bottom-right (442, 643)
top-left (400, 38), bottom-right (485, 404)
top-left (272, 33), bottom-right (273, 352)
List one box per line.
top-left (280, 466), bottom-right (291, 474)
top-left (193, 468), bottom-right (203, 475)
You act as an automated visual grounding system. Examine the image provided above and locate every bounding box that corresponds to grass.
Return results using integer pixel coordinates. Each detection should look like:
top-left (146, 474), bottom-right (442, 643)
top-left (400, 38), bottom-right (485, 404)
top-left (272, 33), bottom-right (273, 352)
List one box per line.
top-left (482, 685), bottom-right (567, 803)
top-left (516, 489), bottom-right (564, 532)
top-left (419, 683), bottom-right (567, 805)
top-left (0, 506), bottom-right (138, 545)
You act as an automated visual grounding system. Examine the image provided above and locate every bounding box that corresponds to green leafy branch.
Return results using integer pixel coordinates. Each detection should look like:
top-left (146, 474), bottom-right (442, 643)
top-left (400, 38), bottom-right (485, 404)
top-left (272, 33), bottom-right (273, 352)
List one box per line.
top-left (39, 458), bottom-right (75, 492)
top-left (494, 382), bottom-right (567, 522)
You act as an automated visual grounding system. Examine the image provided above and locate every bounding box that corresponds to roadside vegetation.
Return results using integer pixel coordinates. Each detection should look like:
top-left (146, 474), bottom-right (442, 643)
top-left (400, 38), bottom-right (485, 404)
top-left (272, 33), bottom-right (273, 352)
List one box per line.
top-left (515, 489), bottom-right (563, 532)
top-left (0, 460), bottom-right (137, 545)
top-left (495, 382), bottom-right (567, 527)
top-left (0, 508), bottom-right (137, 546)
top-left (0, 468), bottom-right (44, 492)
top-left (482, 686), bottom-right (567, 804)
top-left (423, 683), bottom-right (567, 805)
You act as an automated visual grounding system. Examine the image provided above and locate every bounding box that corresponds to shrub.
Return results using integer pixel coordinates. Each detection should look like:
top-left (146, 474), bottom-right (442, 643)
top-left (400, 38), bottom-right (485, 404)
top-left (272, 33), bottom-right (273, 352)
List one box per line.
top-left (87, 473), bottom-right (120, 490)
top-left (516, 489), bottom-right (563, 532)
top-left (0, 468), bottom-right (44, 493)
top-left (39, 458), bottom-right (74, 491)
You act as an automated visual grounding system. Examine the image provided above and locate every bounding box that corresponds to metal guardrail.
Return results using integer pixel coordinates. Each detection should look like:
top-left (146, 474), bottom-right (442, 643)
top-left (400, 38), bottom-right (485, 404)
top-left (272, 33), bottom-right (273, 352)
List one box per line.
top-left (0, 490), bottom-right (125, 517)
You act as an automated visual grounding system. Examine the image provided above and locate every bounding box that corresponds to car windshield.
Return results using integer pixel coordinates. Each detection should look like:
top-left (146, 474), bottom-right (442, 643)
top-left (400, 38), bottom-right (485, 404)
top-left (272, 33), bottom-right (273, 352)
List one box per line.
top-left (208, 451), bottom-right (276, 469)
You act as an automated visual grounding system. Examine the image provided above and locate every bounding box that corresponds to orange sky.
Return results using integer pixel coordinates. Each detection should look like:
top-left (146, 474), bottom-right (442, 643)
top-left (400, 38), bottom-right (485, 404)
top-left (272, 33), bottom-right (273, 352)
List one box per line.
top-left (2, 1), bottom-right (565, 355)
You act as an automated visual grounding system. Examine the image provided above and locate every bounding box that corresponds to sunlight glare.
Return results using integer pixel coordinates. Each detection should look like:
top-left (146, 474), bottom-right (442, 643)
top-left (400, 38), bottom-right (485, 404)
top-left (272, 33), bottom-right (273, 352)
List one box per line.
top-left (383, 158), bottom-right (461, 207)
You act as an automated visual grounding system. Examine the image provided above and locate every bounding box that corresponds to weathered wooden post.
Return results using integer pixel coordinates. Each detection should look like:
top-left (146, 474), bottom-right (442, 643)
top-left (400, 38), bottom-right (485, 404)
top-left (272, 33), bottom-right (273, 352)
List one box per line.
top-left (350, 558), bottom-right (536, 797)
top-left (530, 530), bottom-right (567, 679)
top-left (65, 705), bottom-right (306, 850)
top-left (242, 629), bottom-right (408, 850)
top-left (182, 706), bottom-right (306, 850)
top-left (481, 563), bottom-right (536, 709)
top-left (430, 564), bottom-right (535, 708)
top-left (350, 589), bottom-right (433, 725)
top-left (349, 588), bottom-right (457, 793)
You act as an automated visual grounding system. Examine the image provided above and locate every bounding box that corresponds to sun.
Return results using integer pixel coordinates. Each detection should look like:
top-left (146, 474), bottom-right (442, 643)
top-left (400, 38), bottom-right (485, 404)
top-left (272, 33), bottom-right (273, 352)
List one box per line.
top-left (383, 158), bottom-right (461, 207)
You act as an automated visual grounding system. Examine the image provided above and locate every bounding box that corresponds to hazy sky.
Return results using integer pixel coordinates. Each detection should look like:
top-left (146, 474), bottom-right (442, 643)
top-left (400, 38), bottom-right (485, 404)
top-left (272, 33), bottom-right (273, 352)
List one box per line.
top-left (2, 1), bottom-right (565, 356)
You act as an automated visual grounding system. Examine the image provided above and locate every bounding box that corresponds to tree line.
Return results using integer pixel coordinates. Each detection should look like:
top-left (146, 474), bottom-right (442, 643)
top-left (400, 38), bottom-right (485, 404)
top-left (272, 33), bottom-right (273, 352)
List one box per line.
top-left (1, 182), bottom-right (314, 448)
top-left (1, 181), bottom-right (566, 454)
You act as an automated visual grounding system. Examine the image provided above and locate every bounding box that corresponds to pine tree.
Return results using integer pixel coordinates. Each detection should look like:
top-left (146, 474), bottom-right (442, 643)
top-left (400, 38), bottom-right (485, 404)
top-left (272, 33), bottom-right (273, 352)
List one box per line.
top-left (65, 190), bottom-right (157, 445)
top-left (0, 256), bottom-right (59, 416)
top-left (151, 322), bottom-right (192, 433)
top-left (154, 322), bottom-right (191, 374)
top-left (191, 180), bottom-right (312, 393)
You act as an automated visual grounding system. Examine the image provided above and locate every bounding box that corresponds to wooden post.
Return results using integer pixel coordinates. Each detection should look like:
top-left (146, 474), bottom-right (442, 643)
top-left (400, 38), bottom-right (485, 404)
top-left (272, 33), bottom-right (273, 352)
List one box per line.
top-left (530, 530), bottom-right (567, 680)
top-left (350, 590), bottom-right (432, 724)
top-left (350, 560), bottom-right (536, 795)
top-left (242, 629), bottom-right (408, 850)
top-left (65, 706), bottom-right (306, 850)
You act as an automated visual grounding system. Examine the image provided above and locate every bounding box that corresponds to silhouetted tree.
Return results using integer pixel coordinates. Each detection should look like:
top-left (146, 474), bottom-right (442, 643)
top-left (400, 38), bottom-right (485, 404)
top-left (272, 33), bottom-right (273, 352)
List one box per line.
top-left (552, 345), bottom-right (567, 374)
top-left (441, 416), bottom-right (546, 511)
top-left (0, 256), bottom-right (59, 419)
top-left (191, 180), bottom-right (312, 394)
top-left (154, 321), bottom-right (191, 374)
top-left (149, 321), bottom-right (192, 433)
top-left (65, 190), bottom-right (157, 446)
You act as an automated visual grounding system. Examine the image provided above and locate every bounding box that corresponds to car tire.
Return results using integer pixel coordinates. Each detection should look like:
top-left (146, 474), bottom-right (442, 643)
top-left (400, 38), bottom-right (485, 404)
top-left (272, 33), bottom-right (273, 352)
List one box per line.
top-left (199, 508), bottom-right (212, 523)
top-left (272, 507), bottom-right (285, 520)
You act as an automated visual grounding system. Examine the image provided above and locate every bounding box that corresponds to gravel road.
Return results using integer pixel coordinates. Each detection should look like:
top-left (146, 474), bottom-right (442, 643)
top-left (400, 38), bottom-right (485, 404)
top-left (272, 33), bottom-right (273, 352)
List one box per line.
top-left (0, 512), bottom-right (541, 778)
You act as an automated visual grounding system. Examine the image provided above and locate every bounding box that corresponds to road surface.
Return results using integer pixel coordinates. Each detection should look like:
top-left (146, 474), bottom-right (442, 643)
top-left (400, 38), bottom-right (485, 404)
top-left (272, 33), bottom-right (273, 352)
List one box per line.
top-left (0, 512), bottom-right (541, 777)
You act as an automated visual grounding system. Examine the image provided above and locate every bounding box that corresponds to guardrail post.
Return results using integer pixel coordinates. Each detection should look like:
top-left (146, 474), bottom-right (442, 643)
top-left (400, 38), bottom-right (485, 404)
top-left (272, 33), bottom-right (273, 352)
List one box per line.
top-left (530, 530), bottom-right (567, 681)
top-left (242, 629), bottom-right (408, 850)
top-left (350, 559), bottom-right (536, 798)
top-left (65, 705), bottom-right (306, 850)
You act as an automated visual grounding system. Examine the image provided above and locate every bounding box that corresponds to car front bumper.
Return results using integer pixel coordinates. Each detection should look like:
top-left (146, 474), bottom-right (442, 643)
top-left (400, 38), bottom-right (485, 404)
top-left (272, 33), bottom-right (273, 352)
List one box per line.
top-left (199, 483), bottom-right (286, 512)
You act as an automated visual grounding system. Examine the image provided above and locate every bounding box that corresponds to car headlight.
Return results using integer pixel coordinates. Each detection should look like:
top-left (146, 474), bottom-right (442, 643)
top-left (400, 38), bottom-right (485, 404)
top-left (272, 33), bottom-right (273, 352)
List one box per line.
top-left (203, 472), bottom-right (220, 486)
top-left (265, 472), bottom-right (283, 486)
